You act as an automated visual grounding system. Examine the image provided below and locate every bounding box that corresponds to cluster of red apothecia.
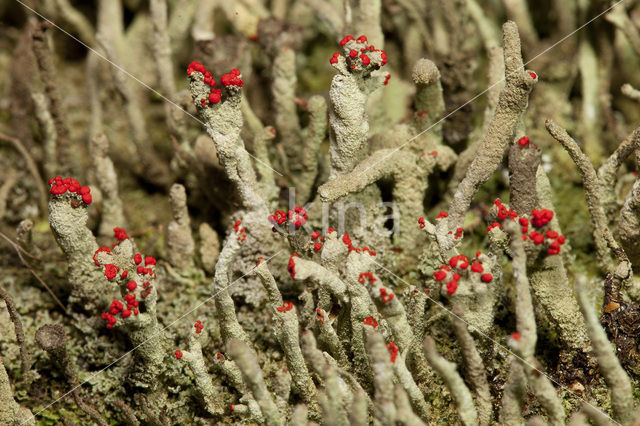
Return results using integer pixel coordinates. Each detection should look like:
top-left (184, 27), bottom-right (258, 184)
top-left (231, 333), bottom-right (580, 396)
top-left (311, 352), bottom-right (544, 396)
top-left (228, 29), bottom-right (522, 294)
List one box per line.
top-left (97, 228), bottom-right (156, 329)
top-left (286, 229), bottom-right (376, 280)
top-left (489, 199), bottom-right (565, 256)
top-left (329, 34), bottom-right (389, 78)
top-left (233, 220), bottom-right (247, 243)
top-left (48, 176), bottom-right (92, 205)
top-left (186, 61), bottom-right (243, 107)
top-left (418, 212), bottom-right (464, 240)
top-left (268, 206), bottom-right (308, 230)
top-left (433, 252), bottom-right (493, 295)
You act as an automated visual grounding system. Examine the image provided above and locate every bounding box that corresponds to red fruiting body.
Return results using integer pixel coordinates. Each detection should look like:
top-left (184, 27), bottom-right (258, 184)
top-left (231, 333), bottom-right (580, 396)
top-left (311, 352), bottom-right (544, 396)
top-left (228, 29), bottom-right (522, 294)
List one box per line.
top-left (380, 51), bottom-right (387, 65)
top-left (454, 227), bottom-right (463, 239)
top-left (145, 256), bottom-right (157, 266)
top-left (288, 207), bottom-right (308, 227)
top-left (529, 231), bottom-right (544, 245)
top-left (194, 320), bottom-right (204, 334)
top-left (449, 255), bottom-right (469, 269)
top-left (436, 211), bottom-right (448, 219)
top-left (384, 74), bottom-right (391, 85)
top-left (531, 209), bottom-right (554, 228)
top-left (363, 316), bottom-right (378, 328)
top-left (342, 233), bottom-right (352, 247)
top-left (121, 310), bottom-right (131, 318)
top-left (287, 254), bottom-right (298, 279)
top-left (127, 281), bottom-right (137, 291)
top-left (175, 350), bottom-right (183, 359)
top-left (187, 61), bottom-right (206, 75)
top-left (446, 280), bottom-right (458, 294)
top-left (386, 342), bottom-right (399, 362)
top-left (316, 308), bottom-right (325, 323)
top-left (487, 222), bottom-right (502, 232)
top-left (276, 302), bottom-right (294, 313)
top-left (380, 288), bottom-right (394, 303)
top-left (134, 253), bottom-right (142, 265)
top-left (481, 273), bottom-right (493, 283)
top-left (49, 177), bottom-right (92, 204)
top-left (518, 136), bottom-right (530, 146)
top-left (209, 89), bottom-right (221, 104)
top-left (529, 72), bottom-right (537, 79)
top-left (418, 217), bottom-right (425, 229)
top-left (357, 35), bottom-right (367, 43)
top-left (358, 272), bottom-right (376, 284)
top-left (329, 52), bottom-right (340, 64)
top-left (511, 331), bottom-right (521, 340)
top-left (93, 246), bottom-right (111, 265)
top-left (314, 243), bottom-right (322, 252)
top-left (268, 210), bottom-right (287, 225)
top-left (104, 264), bottom-right (119, 280)
top-left (471, 262), bottom-right (483, 273)
top-left (340, 35), bottom-right (354, 46)
top-left (360, 54), bottom-right (370, 65)
top-left (434, 270), bottom-right (447, 281)
top-left (220, 69), bottom-right (243, 87)
top-left (349, 49), bottom-right (358, 58)
top-left (113, 227), bottom-right (129, 241)
top-left (311, 231), bottom-right (320, 239)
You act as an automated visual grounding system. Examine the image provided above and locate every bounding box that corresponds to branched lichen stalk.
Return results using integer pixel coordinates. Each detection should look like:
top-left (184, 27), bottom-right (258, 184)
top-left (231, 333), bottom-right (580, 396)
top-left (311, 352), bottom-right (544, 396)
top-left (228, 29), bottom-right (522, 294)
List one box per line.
top-left (498, 359), bottom-right (526, 425)
top-left (575, 276), bottom-right (634, 425)
top-left (506, 222), bottom-right (566, 425)
top-left (180, 329), bottom-right (224, 416)
top-left (298, 95), bottom-right (328, 204)
top-left (198, 223), bottom-right (220, 275)
top-left (31, 92), bottom-right (57, 180)
top-left (272, 47), bottom-right (303, 171)
top-left (412, 59), bottom-right (445, 133)
top-left (150, 0), bottom-right (187, 144)
top-left (227, 339), bottom-right (283, 426)
top-left (300, 331), bottom-right (348, 425)
top-left (394, 384), bottom-right (427, 426)
top-left (166, 184), bottom-right (195, 270)
top-left (545, 119), bottom-right (626, 272)
top-left (392, 348), bottom-right (430, 422)
top-left (213, 236), bottom-right (249, 345)
top-left (91, 133), bottom-right (127, 237)
top-left (255, 262), bottom-right (316, 403)
top-left (423, 336), bottom-right (477, 426)
top-left (364, 328), bottom-right (396, 425)
top-left (598, 127), bottom-right (640, 219)
top-left (448, 21), bottom-right (536, 231)
top-left (450, 305), bottom-right (491, 426)
top-left (508, 139), bottom-right (541, 214)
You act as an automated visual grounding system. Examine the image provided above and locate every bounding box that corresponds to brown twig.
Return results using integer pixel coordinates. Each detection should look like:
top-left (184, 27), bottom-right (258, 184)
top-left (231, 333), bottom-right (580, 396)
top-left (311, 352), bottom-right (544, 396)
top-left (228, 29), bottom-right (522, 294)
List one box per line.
top-left (0, 286), bottom-right (30, 374)
top-left (112, 400), bottom-right (139, 425)
top-left (31, 21), bottom-right (73, 175)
